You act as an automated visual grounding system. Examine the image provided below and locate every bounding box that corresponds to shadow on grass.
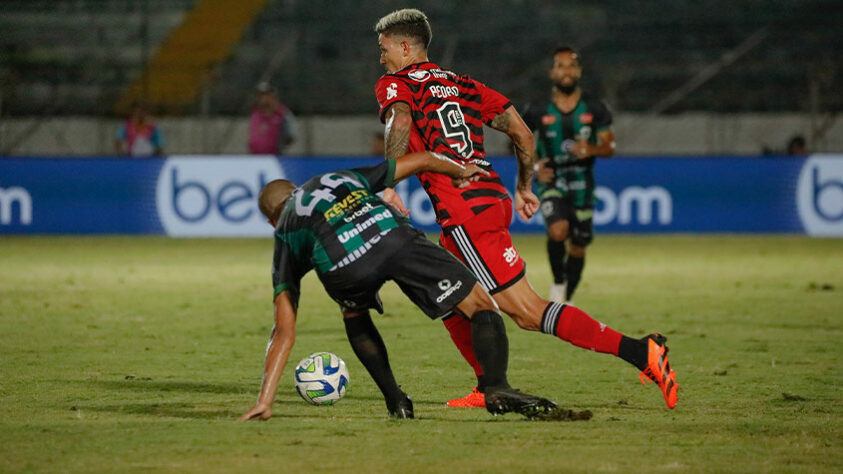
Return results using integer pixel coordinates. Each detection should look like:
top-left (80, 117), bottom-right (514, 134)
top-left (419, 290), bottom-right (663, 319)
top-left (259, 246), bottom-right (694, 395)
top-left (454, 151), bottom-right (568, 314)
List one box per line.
top-left (85, 397), bottom-right (563, 423)
top-left (86, 401), bottom-right (421, 422)
top-left (90, 379), bottom-right (251, 395)
top-left (82, 379), bottom-right (561, 422)
top-left (342, 393), bottom-right (442, 406)
top-left (86, 402), bottom-right (240, 420)
top-left (91, 380), bottom-right (443, 405)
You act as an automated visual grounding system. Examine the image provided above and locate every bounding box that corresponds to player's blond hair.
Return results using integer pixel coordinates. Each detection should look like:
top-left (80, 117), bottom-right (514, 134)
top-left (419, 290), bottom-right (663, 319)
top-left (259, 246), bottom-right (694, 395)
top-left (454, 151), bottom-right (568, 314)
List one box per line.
top-left (374, 8), bottom-right (432, 49)
top-left (258, 179), bottom-right (296, 223)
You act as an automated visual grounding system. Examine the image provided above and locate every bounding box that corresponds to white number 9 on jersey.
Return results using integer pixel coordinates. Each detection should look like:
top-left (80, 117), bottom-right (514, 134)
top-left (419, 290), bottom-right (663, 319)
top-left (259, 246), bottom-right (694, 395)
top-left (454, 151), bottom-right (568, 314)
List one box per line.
top-left (436, 101), bottom-right (474, 159)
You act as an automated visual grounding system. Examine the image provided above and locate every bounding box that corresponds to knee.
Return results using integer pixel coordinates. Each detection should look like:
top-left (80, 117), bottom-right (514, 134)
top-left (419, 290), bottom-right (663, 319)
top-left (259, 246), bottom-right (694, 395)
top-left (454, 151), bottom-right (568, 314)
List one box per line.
top-left (547, 221), bottom-right (569, 242)
top-left (569, 245), bottom-right (586, 258)
top-left (457, 283), bottom-right (499, 316)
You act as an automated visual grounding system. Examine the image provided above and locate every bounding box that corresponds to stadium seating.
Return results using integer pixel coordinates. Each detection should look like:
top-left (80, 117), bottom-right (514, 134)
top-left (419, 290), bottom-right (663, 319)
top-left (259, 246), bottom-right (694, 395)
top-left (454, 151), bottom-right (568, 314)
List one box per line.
top-left (0, 0), bottom-right (194, 115)
top-left (1, 0), bottom-right (840, 116)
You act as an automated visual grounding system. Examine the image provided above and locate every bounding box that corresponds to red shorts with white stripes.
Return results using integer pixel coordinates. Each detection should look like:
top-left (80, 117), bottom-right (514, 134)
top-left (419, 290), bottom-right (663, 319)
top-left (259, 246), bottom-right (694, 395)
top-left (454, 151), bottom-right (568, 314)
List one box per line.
top-left (439, 199), bottom-right (526, 295)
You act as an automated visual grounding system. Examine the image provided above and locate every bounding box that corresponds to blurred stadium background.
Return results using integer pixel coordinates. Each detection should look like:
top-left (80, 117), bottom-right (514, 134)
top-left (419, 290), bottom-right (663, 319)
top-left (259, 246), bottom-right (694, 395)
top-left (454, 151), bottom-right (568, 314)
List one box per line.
top-left (1, 0), bottom-right (841, 156)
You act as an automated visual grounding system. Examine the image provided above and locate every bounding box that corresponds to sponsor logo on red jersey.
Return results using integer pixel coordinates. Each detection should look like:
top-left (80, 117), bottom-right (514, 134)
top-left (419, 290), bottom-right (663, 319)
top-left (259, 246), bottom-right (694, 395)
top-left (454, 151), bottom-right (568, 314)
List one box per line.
top-left (503, 246), bottom-right (518, 266)
top-left (407, 70), bottom-right (431, 82)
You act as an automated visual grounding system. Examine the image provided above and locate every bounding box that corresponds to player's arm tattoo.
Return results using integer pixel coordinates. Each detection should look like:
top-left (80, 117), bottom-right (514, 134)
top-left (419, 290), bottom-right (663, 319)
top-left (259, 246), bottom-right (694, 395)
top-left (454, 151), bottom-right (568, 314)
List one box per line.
top-left (490, 112), bottom-right (510, 133)
top-left (491, 108), bottom-right (535, 191)
top-left (384, 102), bottom-right (412, 160)
top-left (512, 137), bottom-right (534, 192)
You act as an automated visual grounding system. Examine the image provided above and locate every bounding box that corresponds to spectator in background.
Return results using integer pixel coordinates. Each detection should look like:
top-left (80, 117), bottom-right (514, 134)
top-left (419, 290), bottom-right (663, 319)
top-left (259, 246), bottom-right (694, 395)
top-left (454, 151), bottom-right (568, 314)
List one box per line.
top-left (115, 102), bottom-right (163, 157)
top-left (787, 135), bottom-right (808, 156)
top-left (248, 82), bottom-right (297, 155)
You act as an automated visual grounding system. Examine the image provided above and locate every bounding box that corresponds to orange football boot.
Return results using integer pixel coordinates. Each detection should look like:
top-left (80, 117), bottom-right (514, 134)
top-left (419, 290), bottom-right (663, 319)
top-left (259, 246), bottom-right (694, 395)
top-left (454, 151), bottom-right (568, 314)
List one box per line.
top-left (446, 386), bottom-right (485, 407)
top-left (639, 333), bottom-right (679, 409)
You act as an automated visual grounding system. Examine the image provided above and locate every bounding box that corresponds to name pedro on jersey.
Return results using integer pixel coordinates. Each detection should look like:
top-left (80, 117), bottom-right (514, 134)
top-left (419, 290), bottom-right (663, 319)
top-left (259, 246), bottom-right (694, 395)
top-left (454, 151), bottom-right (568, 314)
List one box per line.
top-left (429, 85), bottom-right (459, 99)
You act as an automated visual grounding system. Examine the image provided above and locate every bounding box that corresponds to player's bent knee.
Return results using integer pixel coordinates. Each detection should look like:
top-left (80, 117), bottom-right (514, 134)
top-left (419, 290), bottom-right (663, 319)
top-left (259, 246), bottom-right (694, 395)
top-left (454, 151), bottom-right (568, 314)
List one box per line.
top-left (456, 283), bottom-right (498, 317)
top-left (547, 221), bottom-right (569, 242)
top-left (569, 245), bottom-right (586, 257)
top-left (342, 310), bottom-right (370, 320)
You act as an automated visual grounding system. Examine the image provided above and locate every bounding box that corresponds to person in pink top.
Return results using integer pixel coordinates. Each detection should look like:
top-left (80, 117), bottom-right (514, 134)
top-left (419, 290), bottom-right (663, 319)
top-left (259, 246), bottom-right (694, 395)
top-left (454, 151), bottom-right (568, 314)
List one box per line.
top-left (115, 102), bottom-right (163, 157)
top-left (248, 82), bottom-right (298, 155)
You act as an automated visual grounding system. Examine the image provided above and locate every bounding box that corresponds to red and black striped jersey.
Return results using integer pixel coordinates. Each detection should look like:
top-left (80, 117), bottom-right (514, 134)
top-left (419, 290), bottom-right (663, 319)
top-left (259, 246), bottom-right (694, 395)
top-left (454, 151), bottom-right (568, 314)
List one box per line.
top-left (375, 62), bottom-right (512, 231)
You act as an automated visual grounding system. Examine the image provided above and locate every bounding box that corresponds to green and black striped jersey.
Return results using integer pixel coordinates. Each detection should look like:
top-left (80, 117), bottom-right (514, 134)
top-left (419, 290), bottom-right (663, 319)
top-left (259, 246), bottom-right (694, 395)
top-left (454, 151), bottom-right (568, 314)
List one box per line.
top-left (271, 160), bottom-right (410, 304)
top-left (522, 93), bottom-right (612, 208)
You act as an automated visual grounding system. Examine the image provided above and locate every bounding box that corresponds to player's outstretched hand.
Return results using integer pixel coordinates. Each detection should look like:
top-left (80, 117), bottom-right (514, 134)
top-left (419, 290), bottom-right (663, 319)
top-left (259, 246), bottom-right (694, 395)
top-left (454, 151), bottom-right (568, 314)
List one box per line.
top-left (383, 187), bottom-right (410, 216)
top-left (535, 158), bottom-right (554, 184)
top-left (515, 189), bottom-right (539, 220)
top-left (451, 164), bottom-right (490, 189)
top-left (238, 403), bottom-right (272, 421)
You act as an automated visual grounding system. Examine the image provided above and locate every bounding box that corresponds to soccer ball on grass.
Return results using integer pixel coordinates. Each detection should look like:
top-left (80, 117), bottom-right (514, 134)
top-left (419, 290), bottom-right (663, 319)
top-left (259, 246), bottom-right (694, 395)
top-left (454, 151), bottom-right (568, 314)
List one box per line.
top-left (294, 352), bottom-right (349, 405)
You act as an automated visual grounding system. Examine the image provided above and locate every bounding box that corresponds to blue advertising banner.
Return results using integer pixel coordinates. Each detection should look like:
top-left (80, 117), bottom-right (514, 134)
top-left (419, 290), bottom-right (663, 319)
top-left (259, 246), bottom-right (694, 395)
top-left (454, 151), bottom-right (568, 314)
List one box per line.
top-left (0, 158), bottom-right (163, 234)
top-left (1, 154), bottom-right (841, 236)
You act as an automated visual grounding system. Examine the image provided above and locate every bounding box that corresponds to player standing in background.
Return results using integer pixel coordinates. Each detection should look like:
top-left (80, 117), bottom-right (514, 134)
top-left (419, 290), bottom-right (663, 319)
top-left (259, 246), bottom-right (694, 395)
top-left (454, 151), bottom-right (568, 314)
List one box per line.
top-left (522, 47), bottom-right (616, 303)
top-left (373, 9), bottom-right (677, 410)
top-left (239, 151), bottom-right (572, 421)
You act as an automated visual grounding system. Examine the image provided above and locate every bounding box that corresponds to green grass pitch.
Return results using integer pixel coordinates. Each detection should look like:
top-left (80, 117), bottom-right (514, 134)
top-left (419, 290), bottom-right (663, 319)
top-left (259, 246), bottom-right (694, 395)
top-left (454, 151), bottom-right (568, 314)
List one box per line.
top-left (1, 235), bottom-right (840, 472)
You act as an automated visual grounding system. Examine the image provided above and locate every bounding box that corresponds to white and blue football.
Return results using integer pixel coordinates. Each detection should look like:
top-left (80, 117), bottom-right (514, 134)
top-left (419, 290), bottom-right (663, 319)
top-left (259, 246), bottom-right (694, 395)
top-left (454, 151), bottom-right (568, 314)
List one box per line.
top-left (294, 352), bottom-right (349, 405)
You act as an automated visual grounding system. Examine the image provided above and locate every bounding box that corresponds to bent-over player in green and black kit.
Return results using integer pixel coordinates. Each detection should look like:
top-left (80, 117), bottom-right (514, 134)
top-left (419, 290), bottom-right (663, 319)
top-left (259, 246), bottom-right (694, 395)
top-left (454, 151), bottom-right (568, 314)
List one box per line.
top-left (522, 46), bottom-right (616, 304)
top-left (239, 151), bottom-right (590, 422)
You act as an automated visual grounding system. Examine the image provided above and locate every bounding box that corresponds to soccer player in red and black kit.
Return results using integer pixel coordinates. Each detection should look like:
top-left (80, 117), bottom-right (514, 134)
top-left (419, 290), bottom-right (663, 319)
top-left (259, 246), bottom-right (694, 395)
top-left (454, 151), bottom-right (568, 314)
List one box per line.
top-left (373, 8), bottom-right (678, 410)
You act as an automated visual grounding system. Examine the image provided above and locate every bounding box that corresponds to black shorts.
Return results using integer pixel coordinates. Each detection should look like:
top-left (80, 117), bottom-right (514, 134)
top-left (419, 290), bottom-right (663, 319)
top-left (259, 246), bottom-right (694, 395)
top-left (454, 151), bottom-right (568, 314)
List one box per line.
top-left (540, 196), bottom-right (594, 246)
top-left (318, 229), bottom-right (476, 319)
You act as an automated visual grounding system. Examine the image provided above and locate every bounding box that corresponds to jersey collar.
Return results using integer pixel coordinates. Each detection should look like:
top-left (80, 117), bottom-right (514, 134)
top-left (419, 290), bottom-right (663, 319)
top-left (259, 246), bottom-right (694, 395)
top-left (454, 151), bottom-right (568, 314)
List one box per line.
top-left (395, 61), bottom-right (436, 74)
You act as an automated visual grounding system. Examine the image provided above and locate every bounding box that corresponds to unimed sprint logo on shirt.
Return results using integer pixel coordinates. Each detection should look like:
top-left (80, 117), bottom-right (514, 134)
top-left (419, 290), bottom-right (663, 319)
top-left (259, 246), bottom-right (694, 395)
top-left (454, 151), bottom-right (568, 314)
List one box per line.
top-left (156, 156), bottom-right (285, 237)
